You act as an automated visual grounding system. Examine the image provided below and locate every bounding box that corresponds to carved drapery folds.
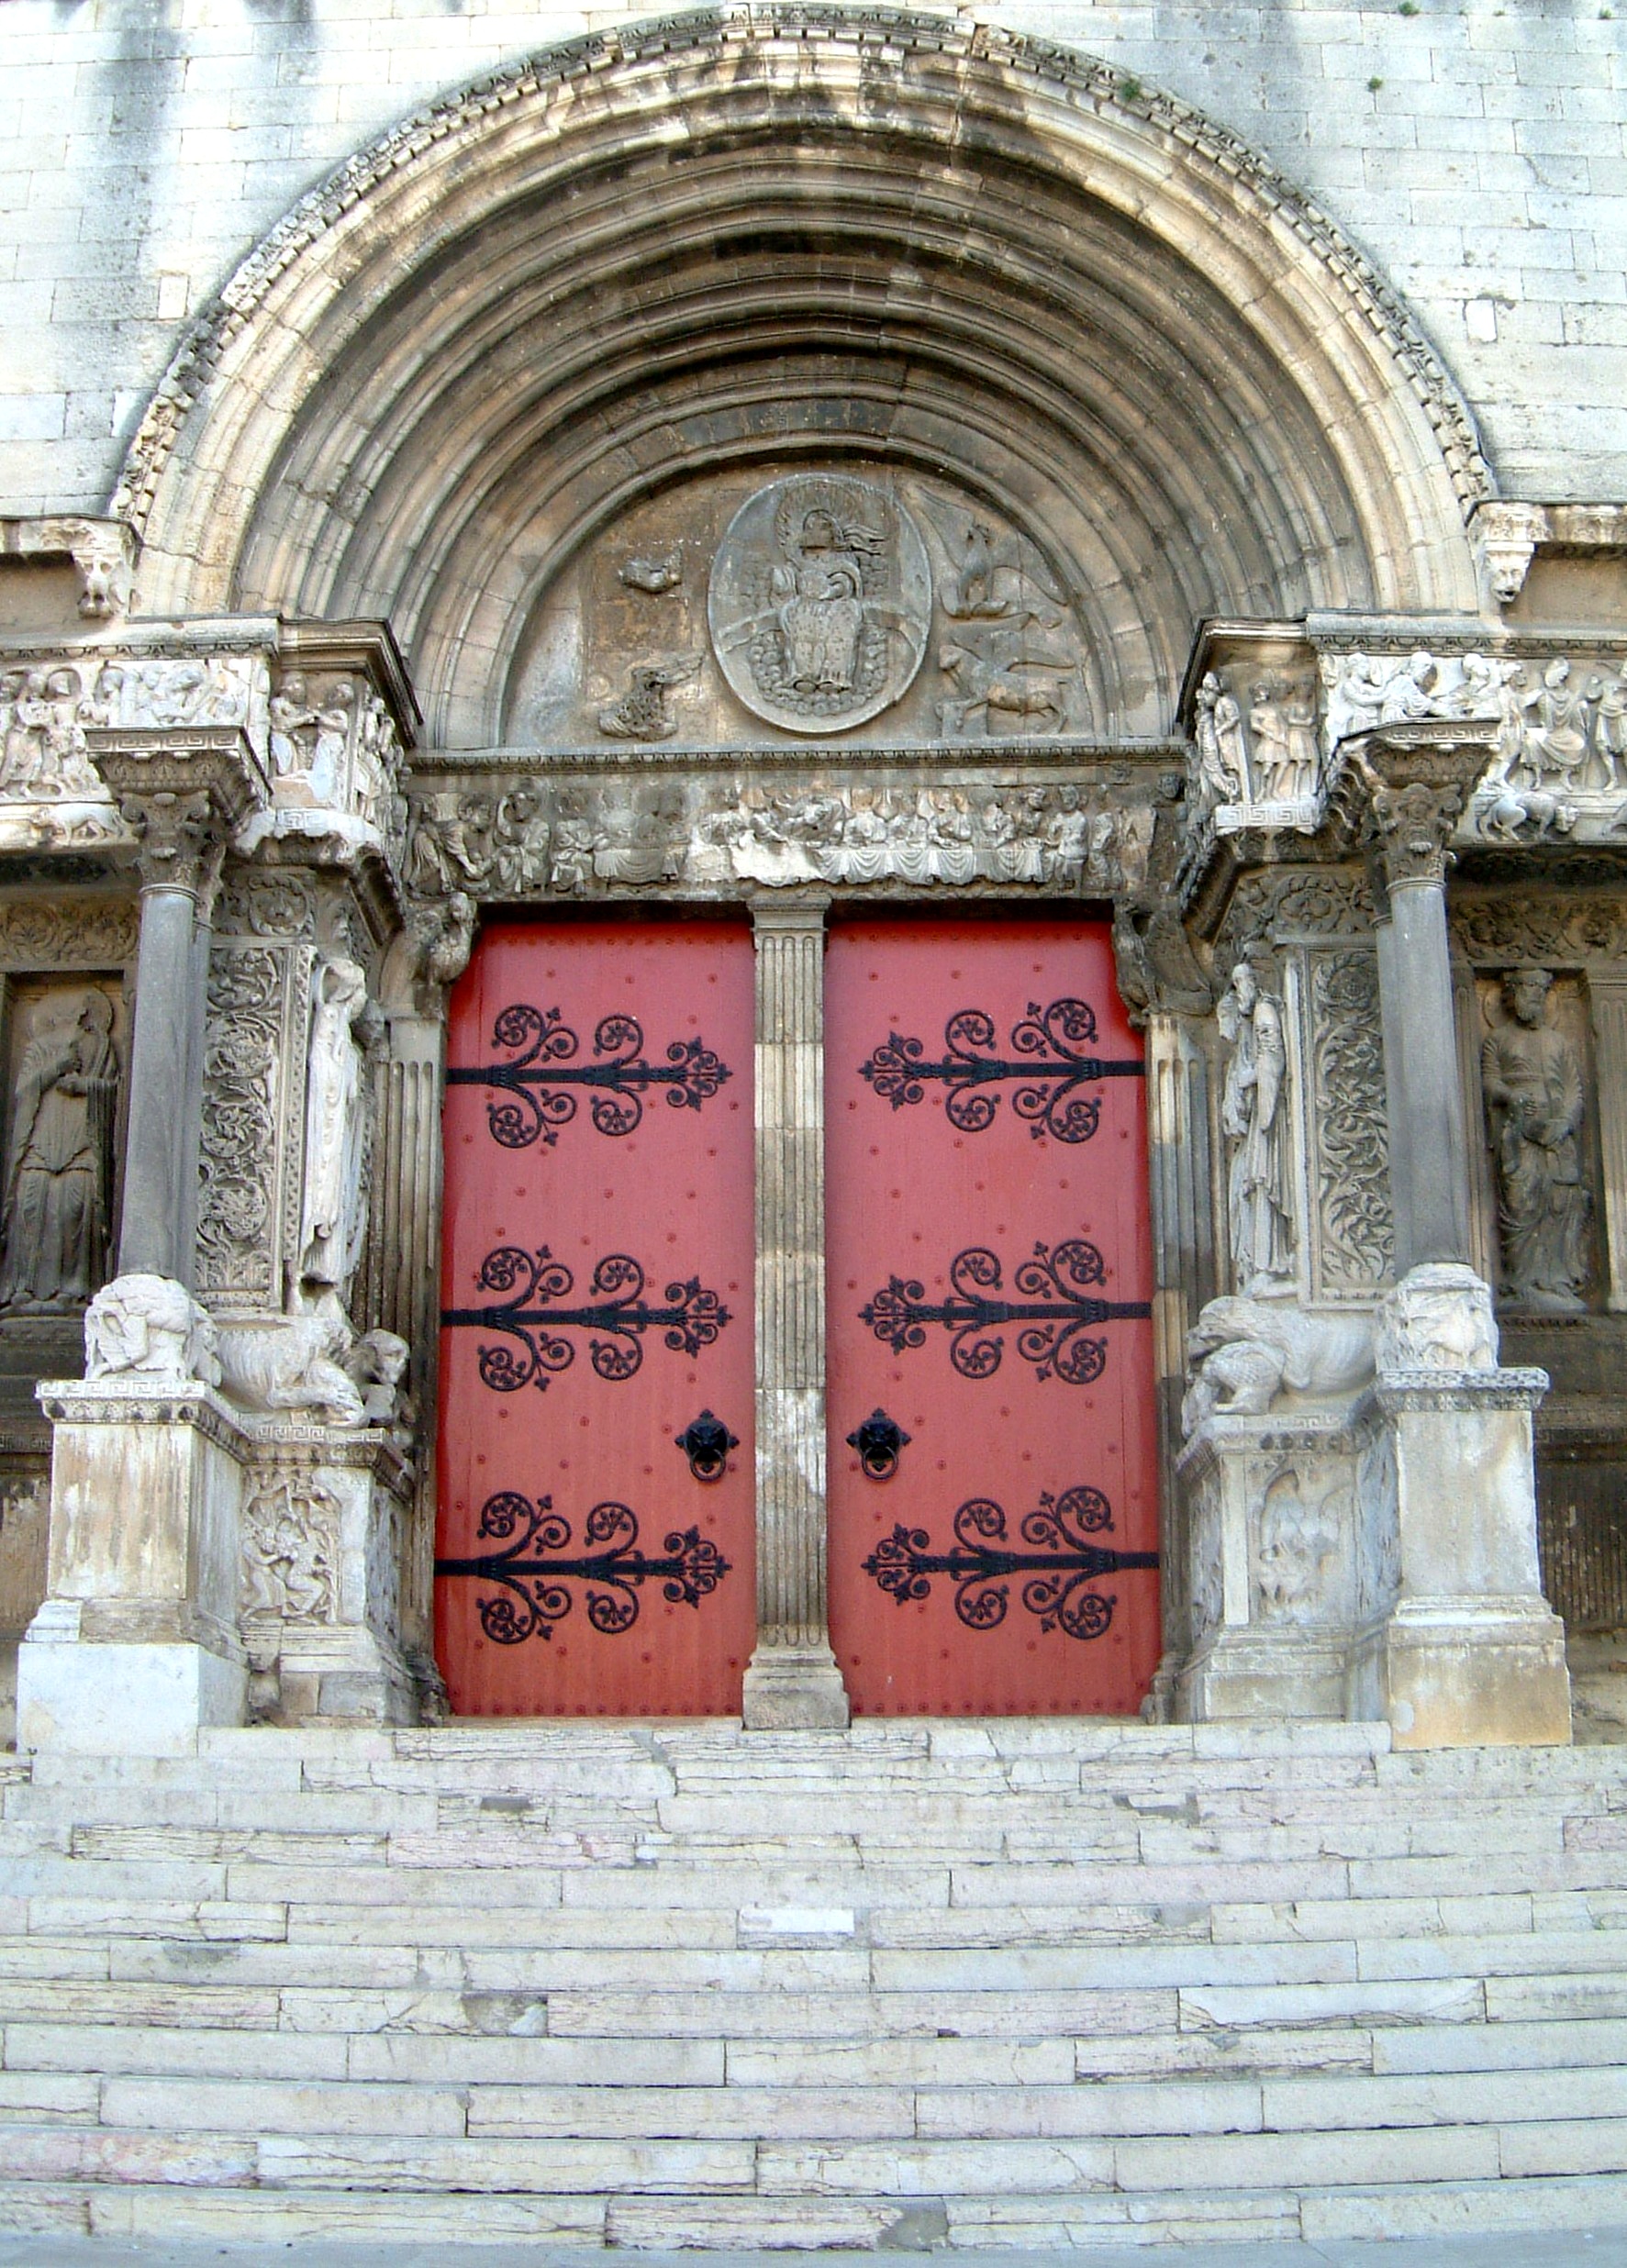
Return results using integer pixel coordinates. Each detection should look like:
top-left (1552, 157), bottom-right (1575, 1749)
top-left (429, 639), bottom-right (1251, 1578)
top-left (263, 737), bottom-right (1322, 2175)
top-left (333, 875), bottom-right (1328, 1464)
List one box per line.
top-left (1217, 953), bottom-right (1295, 1297)
top-left (1480, 969), bottom-right (1593, 1314)
top-left (0, 986), bottom-right (121, 1316)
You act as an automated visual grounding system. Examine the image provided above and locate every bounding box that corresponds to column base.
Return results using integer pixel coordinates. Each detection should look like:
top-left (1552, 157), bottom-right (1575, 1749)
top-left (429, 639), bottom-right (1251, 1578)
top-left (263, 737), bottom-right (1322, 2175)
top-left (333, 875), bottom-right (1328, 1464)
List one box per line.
top-left (248, 1622), bottom-right (418, 1726)
top-left (742, 1642), bottom-right (850, 1730)
top-left (1176, 1628), bottom-right (1352, 1722)
top-left (17, 1603), bottom-right (246, 1754)
top-left (1373, 1596), bottom-right (1571, 1749)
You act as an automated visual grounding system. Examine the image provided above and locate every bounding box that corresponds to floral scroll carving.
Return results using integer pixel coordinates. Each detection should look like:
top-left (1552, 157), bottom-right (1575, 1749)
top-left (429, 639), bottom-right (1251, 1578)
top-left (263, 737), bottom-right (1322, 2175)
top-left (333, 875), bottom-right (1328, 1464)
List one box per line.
top-left (197, 947), bottom-right (287, 1302)
top-left (1310, 951), bottom-right (1392, 1292)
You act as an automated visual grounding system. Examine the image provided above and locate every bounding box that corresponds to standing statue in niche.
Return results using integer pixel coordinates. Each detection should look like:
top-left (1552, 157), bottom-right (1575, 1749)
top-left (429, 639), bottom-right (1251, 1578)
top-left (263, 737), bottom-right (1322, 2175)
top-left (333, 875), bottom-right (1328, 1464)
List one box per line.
top-left (0, 990), bottom-right (118, 1311)
top-left (1218, 955), bottom-right (1295, 1296)
top-left (299, 957), bottom-right (372, 1305)
top-left (1480, 968), bottom-right (1592, 1313)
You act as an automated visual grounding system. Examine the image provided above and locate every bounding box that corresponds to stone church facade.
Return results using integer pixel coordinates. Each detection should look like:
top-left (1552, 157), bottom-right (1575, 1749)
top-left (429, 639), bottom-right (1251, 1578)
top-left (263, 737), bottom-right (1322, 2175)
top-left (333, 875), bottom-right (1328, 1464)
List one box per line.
top-left (0, 0), bottom-right (1625, 1758)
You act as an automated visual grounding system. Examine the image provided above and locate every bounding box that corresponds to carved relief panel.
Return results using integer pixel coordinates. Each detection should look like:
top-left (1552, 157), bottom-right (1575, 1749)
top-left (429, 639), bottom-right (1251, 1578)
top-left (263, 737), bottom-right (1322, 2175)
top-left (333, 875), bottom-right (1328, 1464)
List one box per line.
top-left (1474, 968), bottom-right (1599, 1316)
top-left (0, 974), bottom-right (125, 1317)
top-left (1212, 870), bottom-right (1391, 1309)
top-left (505, 466), bottom-right (1098, 749)
top-left (198, 873), bottom-right (316, 1315)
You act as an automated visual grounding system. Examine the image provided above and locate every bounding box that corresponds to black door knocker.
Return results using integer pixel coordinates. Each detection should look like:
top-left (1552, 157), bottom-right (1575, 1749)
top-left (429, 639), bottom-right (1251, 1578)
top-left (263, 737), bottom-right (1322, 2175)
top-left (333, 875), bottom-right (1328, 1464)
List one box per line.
top-left (675, 1409), bottom-right (739, 1483)
top-left (846, 1407), bottom-right (911, 1481)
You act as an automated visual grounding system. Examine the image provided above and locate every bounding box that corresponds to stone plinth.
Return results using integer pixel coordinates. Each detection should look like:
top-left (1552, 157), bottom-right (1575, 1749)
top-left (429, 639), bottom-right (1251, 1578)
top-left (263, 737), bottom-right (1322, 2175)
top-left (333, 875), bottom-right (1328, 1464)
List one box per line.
top-left (17, 1379), bottom-right (251, 1752)
top-left (240, 1422), bottom-right (417, 1726)
top-left (1364, 1367), bottom-right (1571, 1748)
top-left (1176, 1402), bottom-right (1383, 1722)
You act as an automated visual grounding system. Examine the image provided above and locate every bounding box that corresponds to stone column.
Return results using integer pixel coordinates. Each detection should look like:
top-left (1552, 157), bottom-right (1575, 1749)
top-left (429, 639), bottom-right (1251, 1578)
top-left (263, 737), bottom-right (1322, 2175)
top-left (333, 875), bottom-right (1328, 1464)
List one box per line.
top-left (1359, 724), bottom-right (1570, 1747)
top-left (17, 730), bottom-right (270, 1753)
top-left (1588, 978), bottom-right (1627, 1315)
top-left (741, 896), bottom-right (849, 1730)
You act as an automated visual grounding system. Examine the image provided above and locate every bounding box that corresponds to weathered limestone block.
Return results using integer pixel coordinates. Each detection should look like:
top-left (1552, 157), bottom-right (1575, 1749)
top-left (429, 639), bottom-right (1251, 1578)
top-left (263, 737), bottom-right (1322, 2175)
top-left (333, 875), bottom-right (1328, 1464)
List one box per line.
top-left (1176, 1401), bottom-right (1384, 1722)
top-left (17, 1377), bottom-right (251, 1752)
top-left (239, 1424), bottom-right (415, 1726)
top-left (1356, 1263), bottom-right (1570, 1749)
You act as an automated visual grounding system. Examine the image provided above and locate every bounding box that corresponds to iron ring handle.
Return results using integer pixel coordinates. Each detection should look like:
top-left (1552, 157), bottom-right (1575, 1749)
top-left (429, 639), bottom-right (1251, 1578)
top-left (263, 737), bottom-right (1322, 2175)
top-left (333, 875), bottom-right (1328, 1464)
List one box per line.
top-left (675, 1409), bottom-right (739, 1483)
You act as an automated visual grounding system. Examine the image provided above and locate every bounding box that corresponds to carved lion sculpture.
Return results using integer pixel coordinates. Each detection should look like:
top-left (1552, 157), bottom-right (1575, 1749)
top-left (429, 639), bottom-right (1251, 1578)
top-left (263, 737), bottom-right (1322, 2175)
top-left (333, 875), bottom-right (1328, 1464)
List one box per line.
top-left (340, 1329), bottom-right (412, 1427)
top-left (216, 1315), bottom-right (366, 1428)
top-left (1181, 1295), bottom-right (1376, 1436)
top-left (84, 1273), bottom-right (221, 1385)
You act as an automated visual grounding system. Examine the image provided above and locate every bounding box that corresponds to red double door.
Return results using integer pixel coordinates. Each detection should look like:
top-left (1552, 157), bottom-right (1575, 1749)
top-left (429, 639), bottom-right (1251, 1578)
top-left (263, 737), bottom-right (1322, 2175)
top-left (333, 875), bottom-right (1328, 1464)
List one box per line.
top-left (436, 914), bottom-right (1157, 1718)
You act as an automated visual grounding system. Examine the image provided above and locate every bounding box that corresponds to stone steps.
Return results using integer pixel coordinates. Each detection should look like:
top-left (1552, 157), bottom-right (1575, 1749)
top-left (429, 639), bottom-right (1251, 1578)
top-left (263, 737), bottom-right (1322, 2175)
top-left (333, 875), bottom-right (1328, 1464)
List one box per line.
top-left (0, 1719), bottom-right (1625, 2248)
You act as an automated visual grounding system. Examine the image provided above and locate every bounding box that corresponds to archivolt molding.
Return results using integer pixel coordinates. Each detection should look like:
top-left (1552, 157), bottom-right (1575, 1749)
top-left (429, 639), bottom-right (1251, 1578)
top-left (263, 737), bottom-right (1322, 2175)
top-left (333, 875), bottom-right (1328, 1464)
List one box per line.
top-left (114, 6), bottom-right (1490, 738)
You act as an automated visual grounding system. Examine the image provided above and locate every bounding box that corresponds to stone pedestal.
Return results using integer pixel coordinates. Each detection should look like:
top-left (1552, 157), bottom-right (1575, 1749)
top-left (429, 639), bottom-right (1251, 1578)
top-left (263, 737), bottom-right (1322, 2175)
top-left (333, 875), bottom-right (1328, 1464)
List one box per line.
top-left (1176, 1403), bottom-right (1382, 1721)
top-left (17, 1379), bottom-right (251, 1752)
top-left (1365, 1367), bottom-right (1571, 1748)
top-left (742, 900), bottom-right (849, 1730)
top-left (240, 1423), bottom-right (416, 1726)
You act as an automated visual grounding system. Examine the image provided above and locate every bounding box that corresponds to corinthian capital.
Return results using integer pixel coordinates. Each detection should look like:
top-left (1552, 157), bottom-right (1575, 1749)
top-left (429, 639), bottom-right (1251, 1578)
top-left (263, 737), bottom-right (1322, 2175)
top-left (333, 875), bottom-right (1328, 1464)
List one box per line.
top-left (84, 724), bottom-right (270, 902)
top-left (118, 788), bottom-right (220, 898)
top-left (1354, 717), bottom-right (1499, 893)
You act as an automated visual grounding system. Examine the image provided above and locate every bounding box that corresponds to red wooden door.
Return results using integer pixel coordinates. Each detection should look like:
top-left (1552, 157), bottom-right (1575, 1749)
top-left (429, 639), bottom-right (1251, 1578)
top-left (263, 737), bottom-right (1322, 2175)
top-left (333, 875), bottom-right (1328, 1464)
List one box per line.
top-left (826, 917), bottom-right (1159, 1715)
top-left (435, 918), bottom-right (755, 1716)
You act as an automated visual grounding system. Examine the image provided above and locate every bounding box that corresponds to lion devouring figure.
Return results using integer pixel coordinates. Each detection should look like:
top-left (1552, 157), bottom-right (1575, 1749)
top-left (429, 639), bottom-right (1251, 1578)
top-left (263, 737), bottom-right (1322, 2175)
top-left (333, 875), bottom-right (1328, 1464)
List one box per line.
top-left (1181, 1295), bottom-right (1376, 1436)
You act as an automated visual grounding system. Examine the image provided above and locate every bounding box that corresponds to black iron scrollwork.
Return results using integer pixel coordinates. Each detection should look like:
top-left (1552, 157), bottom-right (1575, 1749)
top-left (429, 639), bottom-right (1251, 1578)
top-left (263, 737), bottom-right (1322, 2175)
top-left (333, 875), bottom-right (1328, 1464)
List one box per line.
top-left (675, 1409), bottom-right (739, 1482)
top-left (442, 1245), bottom-right (731, 1392)
top-left (437, 1490), bottom-right (731, 1643)
top-left (846, 1407), bottom-right (911, 1480)
top-left (859, 1238), bottom-right (1150, 1385)
top-left (863, 1485), bottom-right (1156, 1641)
top-left (859, 999), bottom-right (1142, 1144)
top-left (447, 1005), bottom-right (732, 1148)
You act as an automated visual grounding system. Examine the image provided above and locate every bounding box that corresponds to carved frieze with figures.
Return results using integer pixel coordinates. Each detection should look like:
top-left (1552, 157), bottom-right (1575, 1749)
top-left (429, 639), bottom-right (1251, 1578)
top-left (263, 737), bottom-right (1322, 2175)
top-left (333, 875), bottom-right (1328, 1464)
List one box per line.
top-left (405, 774), bottom-right (1161, 905)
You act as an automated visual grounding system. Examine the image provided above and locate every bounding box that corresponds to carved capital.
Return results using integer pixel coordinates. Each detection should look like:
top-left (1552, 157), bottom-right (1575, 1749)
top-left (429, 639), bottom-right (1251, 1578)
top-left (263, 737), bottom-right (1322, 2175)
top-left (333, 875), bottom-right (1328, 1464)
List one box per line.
top-left (86, 727), bottom-right (270, 899)
top-left (119, 788), bottom-right (218, 897)
top-left (1352, 719), bottom-right (1499, 891)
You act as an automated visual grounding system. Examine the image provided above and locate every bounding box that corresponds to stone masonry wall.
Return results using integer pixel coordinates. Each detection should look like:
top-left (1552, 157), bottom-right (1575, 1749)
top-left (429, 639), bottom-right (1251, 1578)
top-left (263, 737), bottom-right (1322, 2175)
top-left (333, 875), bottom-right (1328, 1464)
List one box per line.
top-left (0, 0), bottom-right (1622, 519)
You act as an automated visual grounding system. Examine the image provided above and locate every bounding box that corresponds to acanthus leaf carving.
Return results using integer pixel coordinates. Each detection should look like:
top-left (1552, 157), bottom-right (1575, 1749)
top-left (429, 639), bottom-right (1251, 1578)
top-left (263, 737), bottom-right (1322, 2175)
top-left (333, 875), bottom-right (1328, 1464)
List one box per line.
top-left (0, 901), bottom-right (138, 970)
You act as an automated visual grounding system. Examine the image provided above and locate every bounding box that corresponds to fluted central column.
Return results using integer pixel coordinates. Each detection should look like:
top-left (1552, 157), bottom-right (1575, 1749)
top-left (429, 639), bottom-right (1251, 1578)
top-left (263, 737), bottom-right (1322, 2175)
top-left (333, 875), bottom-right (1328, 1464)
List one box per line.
top-left (742, 895), bottom-right (849, 1729)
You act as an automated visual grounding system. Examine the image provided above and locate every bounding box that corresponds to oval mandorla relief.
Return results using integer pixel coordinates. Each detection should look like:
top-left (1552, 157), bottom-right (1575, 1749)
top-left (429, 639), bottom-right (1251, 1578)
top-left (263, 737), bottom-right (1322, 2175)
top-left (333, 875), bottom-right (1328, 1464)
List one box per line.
top-left (707, 475), bottom-right (933, 735)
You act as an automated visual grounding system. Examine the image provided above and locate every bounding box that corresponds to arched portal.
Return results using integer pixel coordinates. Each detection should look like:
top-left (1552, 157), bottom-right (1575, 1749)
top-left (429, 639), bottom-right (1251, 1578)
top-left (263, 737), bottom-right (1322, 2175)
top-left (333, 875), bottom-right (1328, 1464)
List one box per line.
top-left (117, 8), bottom-right (1488, 747)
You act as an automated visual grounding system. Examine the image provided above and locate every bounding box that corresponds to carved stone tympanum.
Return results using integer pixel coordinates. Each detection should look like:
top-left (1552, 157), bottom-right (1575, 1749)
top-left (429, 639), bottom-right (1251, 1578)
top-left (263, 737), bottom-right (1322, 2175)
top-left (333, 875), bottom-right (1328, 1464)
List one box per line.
top-left (708, 475), bottom-right (931, 733)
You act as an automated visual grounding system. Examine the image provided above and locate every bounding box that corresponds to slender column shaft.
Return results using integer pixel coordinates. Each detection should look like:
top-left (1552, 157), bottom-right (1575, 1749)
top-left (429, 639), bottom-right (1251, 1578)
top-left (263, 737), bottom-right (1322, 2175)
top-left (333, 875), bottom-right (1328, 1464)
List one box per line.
top-left (743, 897), bottom-right (848, 1729)
top-left (1588, 980), bottom-right (1627, 1315)
top-left (119, 882), bottom-right (212, 1284)
top-left (1376, 878), bottom-right (1474, 1273)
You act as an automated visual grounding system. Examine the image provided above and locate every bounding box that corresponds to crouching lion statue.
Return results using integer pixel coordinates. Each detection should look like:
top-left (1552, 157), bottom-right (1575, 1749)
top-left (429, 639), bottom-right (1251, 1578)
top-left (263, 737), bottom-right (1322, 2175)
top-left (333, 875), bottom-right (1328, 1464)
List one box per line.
top-left (1181, 1295), bottom-right (1376, 1437)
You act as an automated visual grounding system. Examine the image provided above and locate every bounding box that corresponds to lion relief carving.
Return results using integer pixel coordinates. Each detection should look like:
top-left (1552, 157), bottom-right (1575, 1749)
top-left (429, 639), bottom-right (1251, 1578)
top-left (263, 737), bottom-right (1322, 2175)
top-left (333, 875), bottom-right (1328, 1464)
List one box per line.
top-left (1182, 1295), bottom-right (1376, 1436)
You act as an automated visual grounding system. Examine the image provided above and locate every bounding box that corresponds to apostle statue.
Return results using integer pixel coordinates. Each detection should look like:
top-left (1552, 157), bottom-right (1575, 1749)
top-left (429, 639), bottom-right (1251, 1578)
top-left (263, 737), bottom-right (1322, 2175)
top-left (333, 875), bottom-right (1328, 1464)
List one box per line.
top-left (1480, 969), bottom-right (1591, 1312)
top-left (1218, 954), bottom-right (1295, 1296)
top-left (299, 957), bottom-right (372, 1302)
top-left (0, 989), bottom-right (119, 1311)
